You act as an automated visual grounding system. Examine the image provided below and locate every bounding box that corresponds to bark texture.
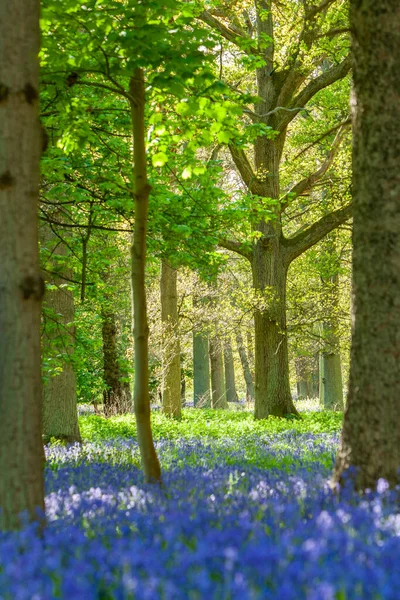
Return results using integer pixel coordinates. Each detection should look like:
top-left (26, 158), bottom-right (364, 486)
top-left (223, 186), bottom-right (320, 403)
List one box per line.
top-left (209, 337), bottom-right (227, 409)
top-left (160, 261), bottom-right (181, 418)
top-left (102, 310), bottom-right (132, 416)
top-left (224, 339), bottom-right (238, 403)
top-left (236, 332), bottom-right (255, 403)
top-left (295, 356), bottom-right (313, 399)
top-left (333, 0), bottom-right (400, 489)
top-left (0, 0), bottom-right (45, 529)
top-left (130, 69), bottom-right (161, 483)
top-left (41, 229), bottom-right (81, 443)
top-left (193, 332), bottom-right (211, 407)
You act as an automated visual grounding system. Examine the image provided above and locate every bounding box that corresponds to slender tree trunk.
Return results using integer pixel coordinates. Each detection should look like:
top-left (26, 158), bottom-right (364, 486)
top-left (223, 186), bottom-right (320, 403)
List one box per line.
top-left (236, 331), bottom-right (255, 404)
top-left (319, 286), bottom-right (344, 410)
top-left (160, 260), bottom-right (181, 419)
top-left (41, 229), bottom-right (81, 443)
top-left (224, 339), bottom-right (238, 403)
top-left (333, 0), bottom-right (400, 490)
top-left (0, 0), bottom-right (45, 529)
top-left (209, 337), bottom-right (227, 409)
top-left (102, 310), bottom-right (132, 416)
top-left (193, 331), bottom-right (211, 407)
top-left (129, 69), bottom-right (161, 483)
top-left (181, 373), bottom-right (186, 407)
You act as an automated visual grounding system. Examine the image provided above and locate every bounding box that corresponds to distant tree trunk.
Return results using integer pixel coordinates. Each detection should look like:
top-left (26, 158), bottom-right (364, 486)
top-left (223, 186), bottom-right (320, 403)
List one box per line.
top-left (319, 268), bottom-right (344, 410)
top-left (102, 310), bottom-right (132, 416)
top-left (333, 0), bottom-right (400, 490)
top-left (295, 356), bottom-right (312, 399)
top-left (160, 260), bottom-right (181, 419)
top-left (181, 374), bottom-right (186, 407)
top-left (209, 337), bottom-right (227, 408)
top-left (236, 331), bottom-right (255, 403)
top-left (193, 331), bottom-right (211, 407)
top-left (0, 0), bottom-right (45, 530)
top-left (41, 229), bottom-right (81, 443)
top-left (224, 339), bottom-right (238, 403)
top-left (246, 330), bottom-right (255, 380)
top-left (129, 69), bottom-right (161, 483)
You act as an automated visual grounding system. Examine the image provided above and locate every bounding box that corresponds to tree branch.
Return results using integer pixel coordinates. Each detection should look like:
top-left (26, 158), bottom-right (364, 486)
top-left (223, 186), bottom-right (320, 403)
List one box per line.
top-left (219, 238), bottom-right (252, 261)
top-left (283, 203), bottom-right (352, 265)
top-left (199, 11), bottom-right (260, 56)
top-left (281, 121), bottom-right (350, 208)
top-left (228, 144), bottom-right (265, 196)
top-left (279, 55), bottom-right (351, 129)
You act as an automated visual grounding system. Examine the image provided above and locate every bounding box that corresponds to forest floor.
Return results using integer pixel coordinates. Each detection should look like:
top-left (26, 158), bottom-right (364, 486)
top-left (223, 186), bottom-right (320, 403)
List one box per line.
top-left (2, 407), bottom-right (399, 599)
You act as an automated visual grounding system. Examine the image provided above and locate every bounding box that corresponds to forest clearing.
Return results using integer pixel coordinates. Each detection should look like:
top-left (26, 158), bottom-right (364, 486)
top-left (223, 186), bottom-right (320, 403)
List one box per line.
top-left (0, 0), bottom-right (399, 598)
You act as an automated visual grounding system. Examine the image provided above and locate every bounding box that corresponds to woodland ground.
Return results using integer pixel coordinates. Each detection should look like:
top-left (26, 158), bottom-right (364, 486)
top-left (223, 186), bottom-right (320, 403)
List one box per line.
top-left (1, 405), bottom-right (399, 599)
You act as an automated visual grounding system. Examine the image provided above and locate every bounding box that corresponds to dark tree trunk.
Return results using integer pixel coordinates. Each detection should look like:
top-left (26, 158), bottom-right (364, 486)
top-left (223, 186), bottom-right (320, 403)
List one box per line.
top-left (0, 0), bottom-right (45, 530)
top-left (129, 69), bottom-right (161, 483)
top-left (224, 339), bottom-right (238, 403)
top-left (193, 331), bottom-right (211, 407)
top-left (209, 337), bottom-right (227, 409)
top-left (160, 260), bottom-right (181, 419)
top-left (102, 310), bottom-right (132, 416)
top-left (236, 331), bottom-right (255, 404)
top-left (333, 0), bottom-right (400, 490)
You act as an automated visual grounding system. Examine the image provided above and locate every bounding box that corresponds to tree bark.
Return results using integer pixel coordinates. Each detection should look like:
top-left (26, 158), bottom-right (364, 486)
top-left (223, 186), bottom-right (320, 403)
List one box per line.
top-left (41, 228), bottom-right (81, 443)
top-left (102, 310), bottom-right (132, 416)
top-left (129, 69), bottom-right (161, 483)
top-left (193, 331), bottom-right (211, 407)
top-left (333, 0), bottom-right (400, 490)
top-left (224, 339), bottom-right (238, 403)
top-left (236, 331), bottom-right (255, 404)
top-left (0, 0), bottom-right (45, 530)
top-left (160, 260), bottom-right (181, 419)
top-left (209, 337), bottom-right (227, 409)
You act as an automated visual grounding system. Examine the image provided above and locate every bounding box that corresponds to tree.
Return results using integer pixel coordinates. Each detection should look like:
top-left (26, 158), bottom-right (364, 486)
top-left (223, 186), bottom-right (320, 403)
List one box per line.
top-left (0, 0), bottom-right (45, 529)
top-left (333, 0), bottom-right (400, 490)
top-left (130, 69), bottom-right (161, 482)
top-left (202, 0), bottom-right (352, 418)
top-left (160, 261), bottom-right (181, 418)
top-left (102, 309), bottom-right (132, 416)
top-left (41, 223), bottom-right (82, 442)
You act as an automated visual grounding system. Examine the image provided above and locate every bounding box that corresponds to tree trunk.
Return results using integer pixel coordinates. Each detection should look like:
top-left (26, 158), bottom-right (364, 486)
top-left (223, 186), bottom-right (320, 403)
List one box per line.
top-left (246, 330), bottom-right (255, 380)
top-left (224, 339), bottom-right (238, 403)
top-left (319, 349), bottom-right (343, 410)
top-left (102, 310), bottom-right (132, 416)
top-left (41, 229), bottom-right (81, 443)
top-left (252, 242), bottom-right (299, 418)
top-left (333, 0), bottom-right (400, 490)
top-left (209, 337), bottom-right (227, 409)
top-left (181, 374), bottom-right (186, 407)
top-left (236, 331), bottom-right (255, 404)
top-left (160, 260), bottom-right (181, 419)
top-left (0, 0), bottom-right (45, 530)
top-left (129, 69), bottom-right (161, 483)
top-left (193, 332), bottom-right (211, 407)
top-left (295, 356), bottom-right (313, 399)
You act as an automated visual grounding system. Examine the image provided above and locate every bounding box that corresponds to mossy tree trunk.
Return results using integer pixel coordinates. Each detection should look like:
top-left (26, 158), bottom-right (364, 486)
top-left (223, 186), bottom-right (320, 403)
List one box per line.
top-left (333, 0), bottom-right (400, 490)
top-left (102, 310), bottom-right (132, 416)
top-left (0, 0), bottom-right (45, 530)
